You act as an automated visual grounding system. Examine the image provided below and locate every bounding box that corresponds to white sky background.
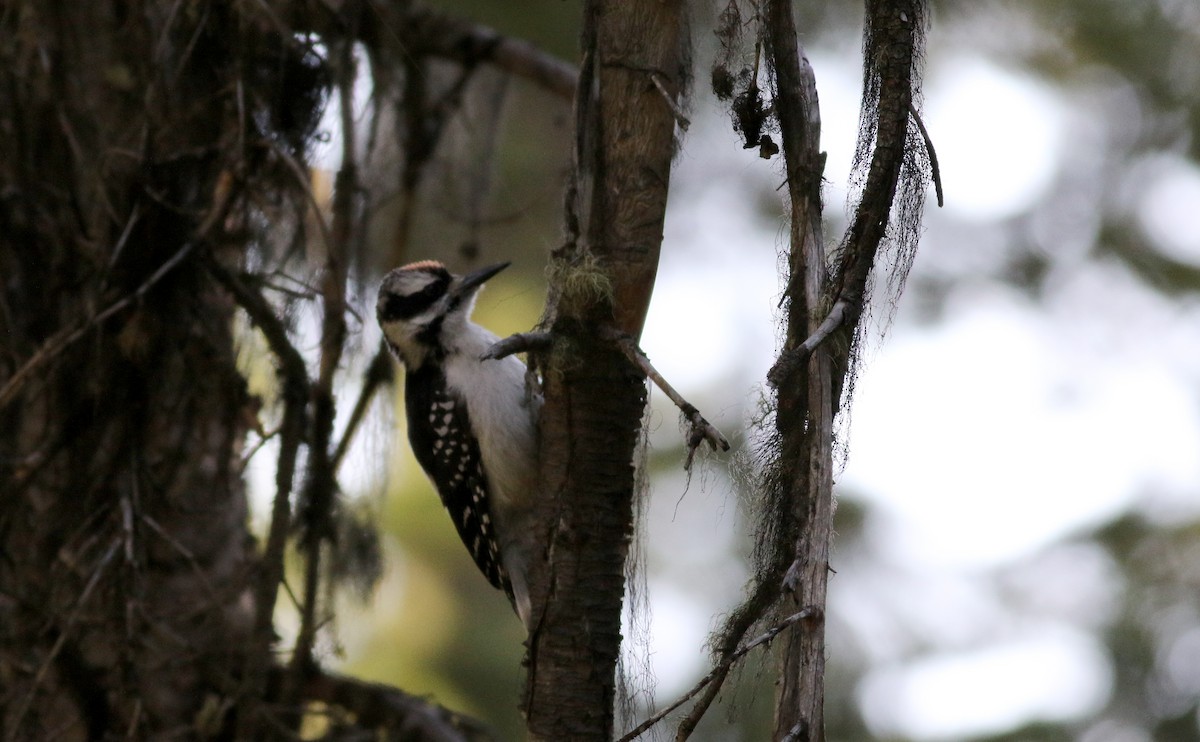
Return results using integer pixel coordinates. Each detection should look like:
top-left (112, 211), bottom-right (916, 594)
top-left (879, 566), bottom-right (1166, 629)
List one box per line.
top-left (638, 49), bottom-right (1200, 740)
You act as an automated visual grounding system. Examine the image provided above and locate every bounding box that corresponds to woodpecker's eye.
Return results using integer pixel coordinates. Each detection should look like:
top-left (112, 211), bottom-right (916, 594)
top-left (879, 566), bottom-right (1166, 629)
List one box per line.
top-left (378, 273), bottom-right (450, 321)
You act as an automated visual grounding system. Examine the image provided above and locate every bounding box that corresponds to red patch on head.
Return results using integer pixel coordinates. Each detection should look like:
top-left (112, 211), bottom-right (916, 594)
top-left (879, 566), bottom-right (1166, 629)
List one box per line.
top-left (400, 259), bottom-right (445, 272)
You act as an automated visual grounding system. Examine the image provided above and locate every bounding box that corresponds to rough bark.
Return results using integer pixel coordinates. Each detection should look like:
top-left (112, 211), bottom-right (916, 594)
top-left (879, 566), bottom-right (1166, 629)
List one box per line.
top-left (522, 1), bottom-right (687, 739)
top-left (765, 1), bottom-right (927, 739)
top-left (765, 0), bottom-right (833, 737)
top-left (0, 2), bottom-right (257, 737)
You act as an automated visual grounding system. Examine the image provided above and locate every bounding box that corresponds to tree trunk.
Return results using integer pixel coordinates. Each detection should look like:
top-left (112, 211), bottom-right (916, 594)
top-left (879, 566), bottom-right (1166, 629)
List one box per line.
top-left (523, 1), bottom-right (687, 739)
top-left (0, 2), bottom-right (289, 737)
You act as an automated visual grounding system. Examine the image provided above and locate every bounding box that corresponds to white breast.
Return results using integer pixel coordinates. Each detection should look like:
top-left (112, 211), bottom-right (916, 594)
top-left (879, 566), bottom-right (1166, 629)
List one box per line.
top-left (440, 321), bottom-right (540, 514)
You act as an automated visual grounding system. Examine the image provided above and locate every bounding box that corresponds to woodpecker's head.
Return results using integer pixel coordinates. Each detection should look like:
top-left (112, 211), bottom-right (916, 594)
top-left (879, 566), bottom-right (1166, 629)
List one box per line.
top-left (377, 260), bottom-right (509, 367)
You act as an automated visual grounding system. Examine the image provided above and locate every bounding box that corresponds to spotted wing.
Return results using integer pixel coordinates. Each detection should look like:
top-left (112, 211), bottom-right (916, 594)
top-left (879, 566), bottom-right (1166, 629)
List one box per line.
top-left (404, 365), bottom-right (510, 595)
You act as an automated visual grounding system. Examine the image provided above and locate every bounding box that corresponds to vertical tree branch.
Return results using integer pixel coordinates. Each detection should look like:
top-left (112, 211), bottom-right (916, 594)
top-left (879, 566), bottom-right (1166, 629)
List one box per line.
top-left (763, 0), bottom-right (833, 738)
top-left (765, 1), bottom-right (927, 739)
top-left (523, 1), bottom-right (688, 739)
top-left (290, 35), bottom-right (358, 709)
top-left (210, 263), bottom-right (310, 740)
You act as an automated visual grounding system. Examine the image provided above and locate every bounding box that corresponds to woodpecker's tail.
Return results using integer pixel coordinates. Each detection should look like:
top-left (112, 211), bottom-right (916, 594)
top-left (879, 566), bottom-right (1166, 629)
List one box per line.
top-left (500, 548), bottom-right (534, 632)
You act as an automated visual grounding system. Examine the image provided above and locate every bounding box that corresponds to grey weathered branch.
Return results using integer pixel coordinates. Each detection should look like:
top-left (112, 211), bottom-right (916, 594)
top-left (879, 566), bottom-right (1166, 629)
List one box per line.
top-left (652, 72), bottom-right (691, 131)
top-left (763, 0), bottom-right (836, 738)
top-left (766, 299), bottom-right (849, 388)
top-left (481, 331), bottom-right (555, 361)
top-left (296, 2), bottom-right (578, 101)
top-left (602, 327), bottom-right (729, 468)
top-left (910, 102), bottom-right (944, 208)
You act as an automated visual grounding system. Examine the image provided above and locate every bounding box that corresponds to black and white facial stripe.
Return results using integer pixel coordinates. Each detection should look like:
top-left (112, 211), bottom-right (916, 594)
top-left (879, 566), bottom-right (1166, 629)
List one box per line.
top-left (405, 362), bottom-right (511, 597)
top-left (376, 260), bottom-right (511, 368)
top-left (376, 266), bottom-right (450, 323)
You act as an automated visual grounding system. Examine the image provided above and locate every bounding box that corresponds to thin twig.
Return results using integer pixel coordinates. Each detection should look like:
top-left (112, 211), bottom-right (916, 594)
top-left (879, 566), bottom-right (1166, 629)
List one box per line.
top-left (651, 72), bottom-right (690, 131)
top-left (331, 345), bottom-right (393, 472)
top-left (765, 298), bottom-right (849, 388)
top-left (7, 539), bottom-right (121, 742)
top-left (480, 331), bottom-right (554, 361)
top-left (909, 102), bottom-right (943, 208)
top-left (270, 139), bottom-right (334, 252)
top-left (106, 203), bottom-right (141, 271)
top-left (237, 425), bottom-right (278, 472)
top-left (617, 609), bottom-right (815, 742)
top-left (602, 328), bottom-right (730, 468)
top-left (207, 260), bottom-right (310, 739)
top-left (140, 513), bottom-right (223, 606)
top-left (675, 576), bottom-right (782, 740)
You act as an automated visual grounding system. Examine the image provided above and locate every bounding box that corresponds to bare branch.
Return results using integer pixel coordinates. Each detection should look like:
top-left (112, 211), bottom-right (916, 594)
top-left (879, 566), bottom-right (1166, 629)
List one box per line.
top-left (140, 513), bottom-right (223, 606)
top-left (7, 539), bottom-right (121, 742)
top-left (295, 2), bottom-right (577, 100)
top-left (602, 327), bottom-right (730, 467)
top-left (674, 578), bottom-right (780, 741)
top-left (651, 72), bottom-right (690, 131)
top-left (765, 299), bottom-right (849, 388)
top-left (910, 102), bottom-right (943, 208)
top-left (296, 668), bottom-right (498, 742)
top-left (481, 331), bottom-right (554, 361)
top-left (618, 609), bottom-right (816, 742)
top-left (270, 139), bottom-right (335, 253)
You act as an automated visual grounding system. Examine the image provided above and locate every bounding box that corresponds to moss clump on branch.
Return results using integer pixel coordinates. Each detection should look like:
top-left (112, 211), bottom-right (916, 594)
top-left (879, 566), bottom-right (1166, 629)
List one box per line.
top-left (548, 249), bottom-right (614, 317)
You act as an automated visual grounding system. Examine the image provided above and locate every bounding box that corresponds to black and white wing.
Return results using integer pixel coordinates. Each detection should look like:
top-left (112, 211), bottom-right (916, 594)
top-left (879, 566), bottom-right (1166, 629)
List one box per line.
top-left (404, 364), bottom-right (511, 596)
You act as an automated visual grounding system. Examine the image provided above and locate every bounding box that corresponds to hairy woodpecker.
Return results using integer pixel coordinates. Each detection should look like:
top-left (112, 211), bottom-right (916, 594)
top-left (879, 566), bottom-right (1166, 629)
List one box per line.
top-left (377, 260), bottom-right (539, 629)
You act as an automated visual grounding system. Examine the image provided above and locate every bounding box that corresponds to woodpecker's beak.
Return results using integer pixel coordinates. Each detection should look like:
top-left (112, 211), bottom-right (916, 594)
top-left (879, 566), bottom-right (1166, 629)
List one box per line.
top-left (453, 261), bottom-right (510, 298)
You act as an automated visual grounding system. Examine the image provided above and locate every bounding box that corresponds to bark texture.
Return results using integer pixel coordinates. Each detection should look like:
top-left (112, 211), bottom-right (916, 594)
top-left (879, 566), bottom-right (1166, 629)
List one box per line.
top-left (764, 1), bottom-right (927, 739)
top-left (0, 0), bottom-right (592, 739)
top-left (523, 1), bottom-right (688, 739)
top-left (765, 0), bottom-right (833, 737)
top-left (0, 2), bottom-right (263, 737)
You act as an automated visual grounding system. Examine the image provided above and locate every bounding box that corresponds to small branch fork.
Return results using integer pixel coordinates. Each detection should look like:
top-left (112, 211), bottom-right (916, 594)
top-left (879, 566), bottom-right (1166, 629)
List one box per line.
top-left (767, 106), bottom-right (942, 393)
top-left (766, 298), bottom-right (849, 389)
top-left (616, 608), bottom-right (817, 742)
